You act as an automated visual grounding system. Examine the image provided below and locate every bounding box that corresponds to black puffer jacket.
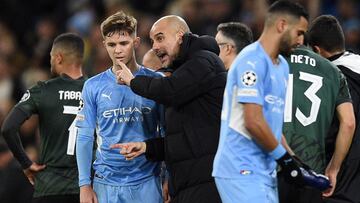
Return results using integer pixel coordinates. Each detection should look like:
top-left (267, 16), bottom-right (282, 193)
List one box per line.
top-left (130, 33), bottom-right (226, 202)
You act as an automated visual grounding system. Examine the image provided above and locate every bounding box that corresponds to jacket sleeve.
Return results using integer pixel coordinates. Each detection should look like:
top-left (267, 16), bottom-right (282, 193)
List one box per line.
top-left (130, 56), bottom-right (218, 106)
top-left (1, 107), bottom-right (33, 169)
top-left (145, 137), bottom-right (165, 161)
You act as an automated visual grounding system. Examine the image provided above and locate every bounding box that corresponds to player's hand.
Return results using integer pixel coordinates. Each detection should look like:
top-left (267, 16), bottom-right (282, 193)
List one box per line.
top-left (276, 152), bottom-right (304, 185)
top-left (163, 180), bottom-right (171, 203)
top-left (23, 162), bottom-right (46, 185)
top-left (322, 166), bottom-right (338, 197)
top-left (115, 59), bottom-right (134, 86)
top-left (110, 142), bottom-right (146, 160)
top-left (80, 185), bottom-right (98, 203)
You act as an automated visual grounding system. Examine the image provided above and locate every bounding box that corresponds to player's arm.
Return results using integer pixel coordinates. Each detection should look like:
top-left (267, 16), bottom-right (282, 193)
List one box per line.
top-left (323, 102), bottom-right (355, 197)
top-left (1, 107), bottom-right (33, 169)
top-left (76, 82), bottom-right (98, 203)
top-left (111, 137), bottom-right (165, 161)
top-left (243, 103), bottom-right (304, 185)
top-left (1, 88), bottom-right (46, 185)
top-left (117, 57), bottom-right (226, 106)
top-left (281, 134), bottom-right (295, 156)
top-left (244, 103), bottom-right (282, 153)
top-left (234, 56), bottom-right (302, 184)
top-left (76, 127), bottom-right (98, 203)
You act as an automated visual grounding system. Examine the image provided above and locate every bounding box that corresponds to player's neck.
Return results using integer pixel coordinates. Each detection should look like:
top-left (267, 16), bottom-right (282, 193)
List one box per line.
top-left (258, 33), bottom-right (280, 65)
top-left (124, 57), bottom-right (140, 74)
top-left (62, 65), bottom-right (83, 79)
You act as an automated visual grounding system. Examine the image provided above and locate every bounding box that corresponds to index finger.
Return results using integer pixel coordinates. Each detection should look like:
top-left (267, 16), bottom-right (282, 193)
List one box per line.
top-left (110, 143), bottom-right (128, 149)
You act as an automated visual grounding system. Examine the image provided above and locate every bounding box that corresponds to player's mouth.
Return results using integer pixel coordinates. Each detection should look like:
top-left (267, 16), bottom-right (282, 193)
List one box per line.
top-left (115, 57), bottom-right (125, 61)
top-left (157, 52), bottom-right (168, 64)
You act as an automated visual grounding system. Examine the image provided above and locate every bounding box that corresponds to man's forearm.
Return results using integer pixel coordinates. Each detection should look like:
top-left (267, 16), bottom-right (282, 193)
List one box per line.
top-left (328, 120), bottom-right (354, 170)
top-left (1, 107), bottom-right (32, 169)
top-left (328, 103), bottom-right (355, 170)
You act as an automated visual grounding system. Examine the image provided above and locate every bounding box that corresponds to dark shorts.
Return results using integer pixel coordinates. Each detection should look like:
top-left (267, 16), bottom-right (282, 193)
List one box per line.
top-left (172, 181), bottom-right (221, 203)
top-left (278, 172), bottom-right (323, 203)
top-left (32, 194), bottom-right (79, 203)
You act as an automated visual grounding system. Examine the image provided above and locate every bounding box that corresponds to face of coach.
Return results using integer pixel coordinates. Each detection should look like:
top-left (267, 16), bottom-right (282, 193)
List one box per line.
top-left (149, 15), bottom-right (190, 68)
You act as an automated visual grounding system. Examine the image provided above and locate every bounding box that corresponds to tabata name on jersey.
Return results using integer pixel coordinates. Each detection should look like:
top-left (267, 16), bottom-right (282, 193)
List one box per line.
top-left (290, 54), bottom-right (316, 67)
top-left (59, 90), bottom-right (82, 100)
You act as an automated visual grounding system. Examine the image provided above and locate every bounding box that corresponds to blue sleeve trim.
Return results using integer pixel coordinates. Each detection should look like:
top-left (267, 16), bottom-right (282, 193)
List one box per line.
top-left (269, 144), bottom-right (286, 160)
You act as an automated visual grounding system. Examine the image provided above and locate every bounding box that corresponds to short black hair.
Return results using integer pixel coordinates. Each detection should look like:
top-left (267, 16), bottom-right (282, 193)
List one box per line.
top-left (217, 22), bottom-right (253, 54)
top-left (53, 33), bottom-right (84, 59)
top-left (308, 15), bottom-right (345, 52)
top-left (268, 0), bottom-right (309, 21)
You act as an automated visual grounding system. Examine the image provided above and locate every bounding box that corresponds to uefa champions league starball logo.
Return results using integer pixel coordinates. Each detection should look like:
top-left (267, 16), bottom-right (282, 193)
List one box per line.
top-left (242, 71), bottom-right (257, 86)
top-left (19, 90), bottom-right (31, 103)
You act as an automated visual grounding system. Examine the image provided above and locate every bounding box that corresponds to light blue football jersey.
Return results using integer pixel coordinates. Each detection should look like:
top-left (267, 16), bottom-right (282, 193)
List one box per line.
top-left (212, 41), bottom-right (289, 186)
top-left (76, 66), bottom-right (164, 186)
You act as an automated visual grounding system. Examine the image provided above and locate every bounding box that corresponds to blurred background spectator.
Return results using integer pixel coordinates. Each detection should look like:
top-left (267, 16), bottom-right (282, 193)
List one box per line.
top-left (1, 0), bottom-right (360, 200)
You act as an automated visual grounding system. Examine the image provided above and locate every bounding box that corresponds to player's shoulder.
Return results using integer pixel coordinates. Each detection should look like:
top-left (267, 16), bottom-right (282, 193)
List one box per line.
top-left (84, 69), bottom-right (109, 87)
top-left (231, 42), bottom-right (266, 72)
top-left (238, 42), bottom-right (266, 62)
top-left (137, 66), bottom-right (164, 77)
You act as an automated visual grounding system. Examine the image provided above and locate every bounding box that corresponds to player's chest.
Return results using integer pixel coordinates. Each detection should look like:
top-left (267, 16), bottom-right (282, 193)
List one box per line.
top-left (96, 85), bottom-right (157, 116)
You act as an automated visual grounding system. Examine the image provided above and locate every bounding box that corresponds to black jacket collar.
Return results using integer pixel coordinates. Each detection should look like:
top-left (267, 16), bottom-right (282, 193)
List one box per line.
top-left (169, 33), bottom-right (220, 70)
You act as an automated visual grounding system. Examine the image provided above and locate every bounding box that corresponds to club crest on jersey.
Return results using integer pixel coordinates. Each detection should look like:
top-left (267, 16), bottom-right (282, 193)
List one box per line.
top-left (19, 90), bottom-right (30, 103)
top-left (242, 71), bottom-right (257, 87)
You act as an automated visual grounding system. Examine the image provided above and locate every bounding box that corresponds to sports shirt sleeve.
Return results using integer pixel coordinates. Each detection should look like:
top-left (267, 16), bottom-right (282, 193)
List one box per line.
top-left (130, 57), bottom-right (219, 107)
top-left (336, 71), bottom-right (352, 106)
top-left (233, 55), bottom-right (266, 105)
top-left (76, 81), bottom-right (96, 187)
top-left (1, 84), bottom-right (42, 168)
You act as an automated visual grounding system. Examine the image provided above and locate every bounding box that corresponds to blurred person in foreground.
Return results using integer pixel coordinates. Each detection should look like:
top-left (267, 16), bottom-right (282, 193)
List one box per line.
top-left (212, 1), bottom-right (308, 202)
top-left (142, 49), bottom-right (162, 71)
top-left (308, 14), bottom-right (360, 203)
top-left (75, 11), bottom-right (164, 203)
top-left (142, 49), bottom-right (172, 77)
top-left (215, 22), bottom-right (253, 70)
top-left (1, 33), bottom-right (85, 203)
top-left (114, 15), bottom-right (226, 203)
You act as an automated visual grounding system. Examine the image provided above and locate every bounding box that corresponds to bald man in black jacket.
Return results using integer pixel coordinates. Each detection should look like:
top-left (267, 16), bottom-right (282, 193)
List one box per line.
top-left (114, 15), bottom-right (226, 203)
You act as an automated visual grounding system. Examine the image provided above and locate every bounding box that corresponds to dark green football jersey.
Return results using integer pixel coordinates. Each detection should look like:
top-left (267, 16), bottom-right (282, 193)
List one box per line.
top-left (283, 46), bottom-right (351, 173)
top-left (15, 75), bottom-right (85, 197)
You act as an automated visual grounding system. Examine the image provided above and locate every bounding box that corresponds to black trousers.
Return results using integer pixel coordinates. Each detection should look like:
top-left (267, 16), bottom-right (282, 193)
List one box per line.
top-left (32, 194), bottom-right (79, 203)
top-left (278, 172), bottom-right (323, 203)
top-left (323, 159), bottom-right (360, 203)
top-left (172, 181), bottom-right (221, 203)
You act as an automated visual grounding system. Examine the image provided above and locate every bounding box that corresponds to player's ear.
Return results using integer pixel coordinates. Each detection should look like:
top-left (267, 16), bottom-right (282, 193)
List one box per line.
top-left (276, 18), bottom-right (287, 34)
top-left (134, 37), bottom-right (140, 49)
top-left (312, 45), bottom-right (320, 54)
top-left (176, 30), bottom-right (185, 44)
top-left (225, 44), bottom-right (234, 56)
top-left (56, 53), bottom-right (63, 64)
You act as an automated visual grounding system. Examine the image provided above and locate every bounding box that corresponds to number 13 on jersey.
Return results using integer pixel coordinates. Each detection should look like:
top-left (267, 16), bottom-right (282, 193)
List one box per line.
top-left (284, 72), bottom-right (323, 126)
